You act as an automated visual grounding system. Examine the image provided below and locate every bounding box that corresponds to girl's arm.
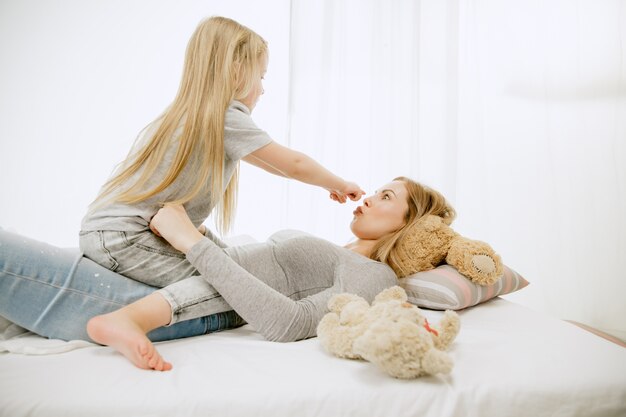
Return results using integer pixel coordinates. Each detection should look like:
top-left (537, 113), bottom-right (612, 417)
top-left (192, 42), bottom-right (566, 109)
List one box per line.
top-left (242, 142), bottom-right (365, 203)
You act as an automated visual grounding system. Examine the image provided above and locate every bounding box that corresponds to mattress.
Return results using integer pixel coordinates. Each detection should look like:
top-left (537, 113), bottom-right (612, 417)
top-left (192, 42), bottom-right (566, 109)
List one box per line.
top-left (1, 297), bottom-right (625, 417)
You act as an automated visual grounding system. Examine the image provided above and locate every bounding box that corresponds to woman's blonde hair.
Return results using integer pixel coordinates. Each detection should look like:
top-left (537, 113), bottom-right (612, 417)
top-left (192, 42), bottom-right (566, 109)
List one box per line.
top-left (92, 16), bottom-right (267, 233)
top-left (370, 176), bottom-right (456, 276)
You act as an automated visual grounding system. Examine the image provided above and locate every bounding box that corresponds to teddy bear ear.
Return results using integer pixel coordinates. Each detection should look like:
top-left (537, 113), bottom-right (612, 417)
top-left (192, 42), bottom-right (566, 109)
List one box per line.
top-left (418, 214), bottom-right (448, 231)
top-left (327, 293), bottom-right (366, 312)
top-left (373, 286), bottom-right (407, 304)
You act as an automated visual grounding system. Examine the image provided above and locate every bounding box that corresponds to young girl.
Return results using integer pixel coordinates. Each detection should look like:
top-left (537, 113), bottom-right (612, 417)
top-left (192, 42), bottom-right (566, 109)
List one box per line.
top-left (79, 16), bottom-right (364, 287)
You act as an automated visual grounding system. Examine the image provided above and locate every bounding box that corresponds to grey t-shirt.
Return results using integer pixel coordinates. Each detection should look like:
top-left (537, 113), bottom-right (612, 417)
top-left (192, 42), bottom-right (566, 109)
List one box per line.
top-left (161, 230), bottom-right (398, 343)
top-left (81, 101), bottom-right (272, 231)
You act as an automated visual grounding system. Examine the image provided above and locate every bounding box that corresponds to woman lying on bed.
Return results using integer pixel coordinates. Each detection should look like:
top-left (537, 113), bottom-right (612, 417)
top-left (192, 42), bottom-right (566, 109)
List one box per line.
top-left (0, 177), bottom-right (455, 371)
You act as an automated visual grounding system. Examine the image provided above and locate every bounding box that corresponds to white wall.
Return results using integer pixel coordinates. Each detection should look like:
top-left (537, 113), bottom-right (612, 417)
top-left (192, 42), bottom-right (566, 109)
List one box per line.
top-left (452, 0), bottom-right (626, 340)
top-left (2, 0), bottom-right (625, 341)
top-left (0, 0), bottom-right (291, 247)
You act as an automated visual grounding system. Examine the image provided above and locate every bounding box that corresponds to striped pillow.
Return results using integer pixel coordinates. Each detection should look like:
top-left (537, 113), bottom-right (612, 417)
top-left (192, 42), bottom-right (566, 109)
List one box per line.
top-left (399, 264), bottom-right (529, 310)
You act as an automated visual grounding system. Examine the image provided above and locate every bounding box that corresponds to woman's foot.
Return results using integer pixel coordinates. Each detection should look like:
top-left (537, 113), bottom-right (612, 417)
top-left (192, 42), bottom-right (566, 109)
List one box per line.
top-left (87, 312), bottom-right (172, 371)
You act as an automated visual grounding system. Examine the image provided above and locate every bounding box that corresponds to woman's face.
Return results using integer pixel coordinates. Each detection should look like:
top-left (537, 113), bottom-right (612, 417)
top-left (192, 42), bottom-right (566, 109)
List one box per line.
top-left (350, 180), bottom-right (409, 240)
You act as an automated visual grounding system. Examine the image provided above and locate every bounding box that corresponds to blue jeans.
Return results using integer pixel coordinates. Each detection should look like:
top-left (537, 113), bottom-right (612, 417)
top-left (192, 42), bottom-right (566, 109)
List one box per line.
top-left (79, 230), bottom-right (197, 287)
top-left (0, 229), bottom-right (243, 342)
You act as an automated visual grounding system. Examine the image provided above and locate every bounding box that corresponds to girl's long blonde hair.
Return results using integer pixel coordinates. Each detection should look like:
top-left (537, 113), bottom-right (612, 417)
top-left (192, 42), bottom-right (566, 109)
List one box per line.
top-left (92, 16), bottom-right (267, 233)
top-left (371, 177), bottom-right (456, 275)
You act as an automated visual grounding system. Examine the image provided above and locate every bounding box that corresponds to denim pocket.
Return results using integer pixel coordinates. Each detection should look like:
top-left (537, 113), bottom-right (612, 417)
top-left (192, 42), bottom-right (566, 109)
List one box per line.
top-left (129, 231), bottom-right (186, 259)
top-left (79, 230), bottom-right (120, 271)
top-left (80, 230), bottom-right (195, 287)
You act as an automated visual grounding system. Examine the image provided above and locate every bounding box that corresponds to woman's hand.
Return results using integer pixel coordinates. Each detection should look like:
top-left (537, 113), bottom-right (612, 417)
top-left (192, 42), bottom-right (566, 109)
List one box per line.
top-left (150, 204), bottom-right (203, 254)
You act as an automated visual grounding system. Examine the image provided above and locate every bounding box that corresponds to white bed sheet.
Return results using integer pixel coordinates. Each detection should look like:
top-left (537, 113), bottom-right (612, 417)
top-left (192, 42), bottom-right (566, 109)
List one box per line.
top-left (1, 298), bottom-right (625, 417)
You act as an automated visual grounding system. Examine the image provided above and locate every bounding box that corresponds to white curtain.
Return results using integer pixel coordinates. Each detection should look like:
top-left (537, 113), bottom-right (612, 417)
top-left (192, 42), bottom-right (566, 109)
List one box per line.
top-left (284, 0), bottom-right (460, 242)
top-left (287, 0), bottom-right (626, 339)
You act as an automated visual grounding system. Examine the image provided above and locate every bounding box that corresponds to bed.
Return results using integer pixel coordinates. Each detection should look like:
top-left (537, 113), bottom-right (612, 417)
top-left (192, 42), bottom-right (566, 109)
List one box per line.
top-left (1, 293), bottom-right (625, 417)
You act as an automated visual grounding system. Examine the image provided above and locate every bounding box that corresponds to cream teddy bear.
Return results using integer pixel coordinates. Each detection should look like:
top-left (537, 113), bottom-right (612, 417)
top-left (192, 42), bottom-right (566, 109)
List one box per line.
top-left (391, 214), bottom-right (503, 285)
top-left (317, 286), bottom-right (460, 379)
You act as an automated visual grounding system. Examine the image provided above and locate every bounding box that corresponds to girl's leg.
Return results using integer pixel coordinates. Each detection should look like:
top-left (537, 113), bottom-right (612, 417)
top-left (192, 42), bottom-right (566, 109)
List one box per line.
top-left (86, 277), bottom-right (245, 370)
top-left (87, 292), bottom-right (174, 371)
top-left (79, 230), bottom-right (197, 287)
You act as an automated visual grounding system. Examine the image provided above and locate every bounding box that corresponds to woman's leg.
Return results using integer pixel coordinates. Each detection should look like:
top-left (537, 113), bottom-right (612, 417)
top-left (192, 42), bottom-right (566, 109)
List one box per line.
top-left (0, 230), bottom-right (242, 362)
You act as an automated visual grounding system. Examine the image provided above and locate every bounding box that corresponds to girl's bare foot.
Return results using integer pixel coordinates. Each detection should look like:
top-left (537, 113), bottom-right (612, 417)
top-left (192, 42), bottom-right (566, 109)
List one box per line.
top-left (150, 204), bottom-right (204, 254)
top-left (87, 312), bottom-right (172, 371)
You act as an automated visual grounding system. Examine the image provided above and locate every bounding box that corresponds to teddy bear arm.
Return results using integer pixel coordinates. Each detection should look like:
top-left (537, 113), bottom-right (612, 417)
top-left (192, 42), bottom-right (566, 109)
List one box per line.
top-left (432, 310), bottom-right (461, 350)
top-left (316, 313), bottom-right (363, 359)
top-left (421, 349), bottom-right (454, 375)
top-left (446, 237), bottom-right (503, 286)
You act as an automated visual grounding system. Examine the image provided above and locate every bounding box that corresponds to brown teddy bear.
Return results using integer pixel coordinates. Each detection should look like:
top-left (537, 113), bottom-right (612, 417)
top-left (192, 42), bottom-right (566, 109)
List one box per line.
top-left (391, 214), bottom-right (503, 285)
top-left (317, 286), bottom-right (460, 379)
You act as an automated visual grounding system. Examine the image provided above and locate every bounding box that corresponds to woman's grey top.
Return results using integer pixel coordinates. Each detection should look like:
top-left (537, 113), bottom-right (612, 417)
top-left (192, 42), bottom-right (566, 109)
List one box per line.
top-left (159, 230), bottom-right (398, 343)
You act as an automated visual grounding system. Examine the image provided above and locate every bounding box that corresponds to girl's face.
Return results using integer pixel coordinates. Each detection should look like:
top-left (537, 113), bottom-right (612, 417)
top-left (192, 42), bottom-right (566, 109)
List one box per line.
top-left (350, 180), bottom-right (409, 240)
top-left (240, 53), bottom-right (267, 112)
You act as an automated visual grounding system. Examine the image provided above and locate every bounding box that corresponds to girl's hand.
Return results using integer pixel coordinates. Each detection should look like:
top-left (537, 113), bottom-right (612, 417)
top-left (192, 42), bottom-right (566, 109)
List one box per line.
top-left (150, 204), bottom-right (203, 254)
top-left (328, 181), bottom-right (365, 204)
top-left (328, 189), bottom-right (346, 203)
